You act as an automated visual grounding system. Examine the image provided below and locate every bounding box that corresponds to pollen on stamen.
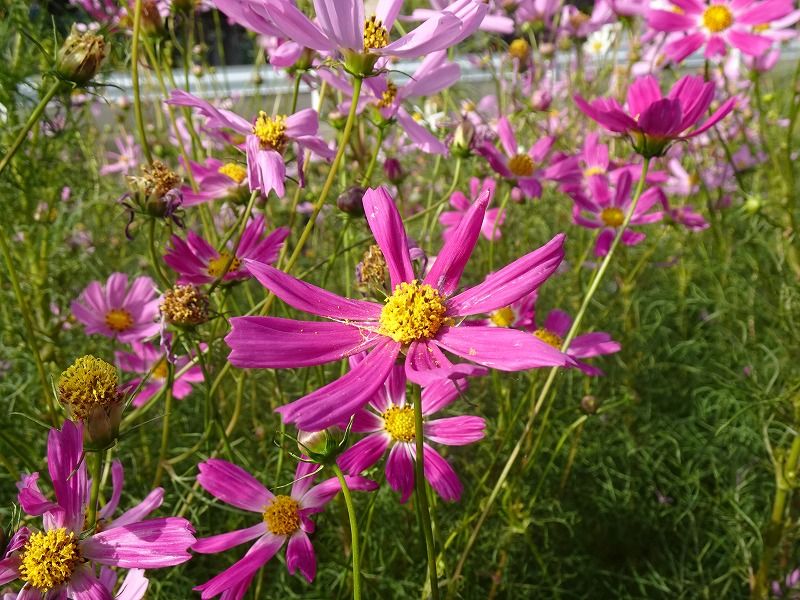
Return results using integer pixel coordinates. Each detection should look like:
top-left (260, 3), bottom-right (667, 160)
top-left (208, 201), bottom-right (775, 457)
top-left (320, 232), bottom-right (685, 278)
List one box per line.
top-left (19, 528), bottom-right (81, 593)
top-left (253, 112), bottom-right (288, 151)
top-left (383, 405), bottom-right (416, 442)
top-left (534, 328), bottom-right (563, 349)
top-left (263, 495), bottom-right (301, 536)
top-left (207, 250), bottom-right (241, 278)
top-left (702, 4), bottom-right (733, 33)
top-left (379, 280), bottom-right (449, 345)
top-left (363, 15), bottom-right (389, 50)
top-left (600, 207), bottom-right (625, 227)
top-left (508, 153), bottom-right (535, 177)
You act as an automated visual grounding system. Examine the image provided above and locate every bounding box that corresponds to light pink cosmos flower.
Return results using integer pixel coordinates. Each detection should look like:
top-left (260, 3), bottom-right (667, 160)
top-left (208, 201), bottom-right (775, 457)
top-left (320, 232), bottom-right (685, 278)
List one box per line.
top-left (647, 0), bottom-right (795, 62)
top-left (574, 74), bottom-right (737, 158)
top-left (115, 340), bottom-right (204, 407)
top-left (71, 273), bottom-right (160, 343)
top-left (319, 50), bottom-right (460, 155)
top-left (477, 116), bottom-right (580, 199)
top-left (410, 0), bottom-right (513, 34)
top-left (193, 459), bottom-right (376, 598)
top-left (253, 0), bottom-right (488, 67)
top-left (226, 186), bottom-right (573, 431)
top-left (3, 421), bottom-right (194, 599)
top-left (164, 214), bottom-right (289, 285)
top-left (179, 157), bottom-right (249, 206)
top-left (167, 90), bottom-right (333, 198)
top-left (440, 177), bottom-right (505, 243)
top-left (338, 354), bottom-right (485, 502)
top-left (99, 135), bottom-right (141, 177)
top-left (571, 171), bottom-right (666, 257)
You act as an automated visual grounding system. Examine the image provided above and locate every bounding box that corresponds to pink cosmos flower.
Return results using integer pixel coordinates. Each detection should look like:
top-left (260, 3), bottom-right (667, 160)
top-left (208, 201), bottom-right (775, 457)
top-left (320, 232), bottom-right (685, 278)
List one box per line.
top-left (253, 0), bottom-right (488, 67)
top-left (319, 50), bottom-right (460, 155)
top-left (648, 0), bottom-right (795, 62)
top-left (226, 186), bottom-right (573, 431)
top-left (3, 421), bottom-right (194, 599)
top-left (115, 340), bottom-right (204, 407)
top-left (71, 273), bottom-right (160, 343)
top-left (478, 116), bottom-right (579, 199)
top-left (167, 90), bottom-right (333, 198)
top-left (574, 74), bottom-right (737, 158)
top-left (338, 354), bottom-right (485, 502)
top-left (440, 177), bottom-right (505, 243)
top-left (99, 135), bottom-right (141, 177)
top-left (193, 459), bottom-right (376, 598)
top-left (571, 171), bottom-right (666, 257)
top-left (164, 214), bottom-right (289, 285)
top-left (179, 157), bottom-right (249, 206)
top-left (410, 0), bottom-right (514, 34)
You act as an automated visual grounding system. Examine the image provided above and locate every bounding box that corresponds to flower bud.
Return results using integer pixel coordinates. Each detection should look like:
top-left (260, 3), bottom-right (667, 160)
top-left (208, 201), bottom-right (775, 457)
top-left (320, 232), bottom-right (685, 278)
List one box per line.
top-left (56, 25), bottom-right (108, 86)
top-left (531, 89), bottom-right (552, 111)
top-left (451, 119), bottom-right (475, 159)
top-left (336, 186), bottom-right (366, 216)
top-left (297, 428), bottom-right (346, 465)
top-left (580, 395), bottom-right (598, 415)
top-left (383, 158), bottom-right (404, 184)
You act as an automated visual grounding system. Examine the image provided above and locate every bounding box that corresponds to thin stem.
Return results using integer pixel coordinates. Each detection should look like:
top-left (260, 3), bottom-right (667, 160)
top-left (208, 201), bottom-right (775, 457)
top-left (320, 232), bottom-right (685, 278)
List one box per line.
top-left (360, 126), bottom-right (385, 187)
top-left (131, 0), bottom-right (153, 164)
top-left (87, 452), bottom-right (103, 529)
top-left (333, 464), bottom-right (362, 600)
top-left (147, 219), bottom-right (170, 289)
top-left (152, 361), bottom-right (175, 488)
top-left (289, 71), bottom-right (302, 114)
top-left (414, 393), bottom-right (440, 600)
top-left (0, 80), bottom-right (61, 177)
top-left (447, 158), bottom-right (652, 598)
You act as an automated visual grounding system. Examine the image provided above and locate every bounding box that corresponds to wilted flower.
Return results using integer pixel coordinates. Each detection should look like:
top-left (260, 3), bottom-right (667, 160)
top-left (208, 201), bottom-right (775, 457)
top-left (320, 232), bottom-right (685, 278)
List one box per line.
top-left (160, 284), bottom-right (210, 326)
top-left (56, 25), bottom-right (108, 86)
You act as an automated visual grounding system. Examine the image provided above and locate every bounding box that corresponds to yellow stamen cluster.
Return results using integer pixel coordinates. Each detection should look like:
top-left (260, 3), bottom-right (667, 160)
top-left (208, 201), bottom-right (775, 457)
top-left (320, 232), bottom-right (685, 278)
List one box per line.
top-left (141, 160), bottom-right (182, 197)
top-left (383, 405), bottom-right (416, 442)
top-left (218, 162), bottom-right (247, 184)
top-left (253, 112), bottom-right (287, 151)
top-left (364, 15), bottom-right (389, 50)
top-left (207, 251), bottom-right (241, 278)
top-left (702, 4), bottom-right (733, 33)
top-left (19, 529), bottom-right (81, 593)
top-left (152, 357), bottom-right (169, 379)
top-left (600, 207), bottom-right (625, 227)
top-left (379, 281), bottom-right (449, 345)
top-left (104, 308), bottom-right (134, 332)
top-left (263, 495), bottom-right (301, 536)
top-left (508, 153), bottom-right (535, 177)
top-left (58, 355), bottom-right (121, 421)
top-left (490, 306), bottom-right (515, 328)
top-left (509, 38), bottom-right (530, 61)
top-left (376, 81), bottom-right (398, 109)
top-left (534, 328), bottom-right (563, 349)
top-left (358, 244), bottom-right (389, 289)
top-left (753, 23), bottom-right (770, 32)
top-left (583, 166), bottom-right (605, 177)
top-left (160, 284), bottom-right (209, 326)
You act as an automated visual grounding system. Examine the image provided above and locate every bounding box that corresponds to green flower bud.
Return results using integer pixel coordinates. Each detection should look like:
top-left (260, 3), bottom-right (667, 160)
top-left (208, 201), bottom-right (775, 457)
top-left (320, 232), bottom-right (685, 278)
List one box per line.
top-left (56, 26), bottom-right (108, 86)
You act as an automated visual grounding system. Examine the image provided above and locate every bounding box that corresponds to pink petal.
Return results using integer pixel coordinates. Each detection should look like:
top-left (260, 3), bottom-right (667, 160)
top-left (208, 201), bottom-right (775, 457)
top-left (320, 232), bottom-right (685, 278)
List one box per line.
top-left (646, 8), bottom-right (694, 31)
top-left (299, 475), bottom-right (377, 510)
top-left (286, 531), bottom-right (317, 582)
top-left (107, 488), bottom-right (164, 528)
top-left (685, 96), bottom-right (737, 137)
top-left (193, 523), bottom-right (267, 554)
top-left (385, 443), bottom-right (415, 502)
top-left (338, 433), bottom-right (391, 475)
top-left (363, 187), bottom-right (415, 286)
top-left (197, 459), bottom-right (273, 512)
top-left (116, 569), bottom-right (149, 600)
top-left (81, 517), bottom-right (195, 568)
top-left (47, 420), bottom-right (87, 532)
top-left (664, 32), bottom-right (705, 63)
top-left (543, 309), bottom-right (572, 338)
top-left (243, 259), bottom-right (382, 320)
top-left (262, 0), bottom-right (335, 51)
top-left (17, 472), bottom-right (59, 516)
top-left (569, 332), bottom-right (621, 359)
top-left (68, 567), bottom-right (113, 600)
top-left (496, 116), bottom-right (518, 157)
top-left (97, 460), bottom-right (123, 520)
top-left (626, 75), bottom-right (662, 118)
top-left (313, 0), bottom-right (363, 50)
top-left (424, 416), bottom-right (485, 446)
top-left (422, 443), bottom-right (462, 501)
top-left (194, 534), bottom-right (284, 599)
top-left (379, 12), bottom-right (462, 57)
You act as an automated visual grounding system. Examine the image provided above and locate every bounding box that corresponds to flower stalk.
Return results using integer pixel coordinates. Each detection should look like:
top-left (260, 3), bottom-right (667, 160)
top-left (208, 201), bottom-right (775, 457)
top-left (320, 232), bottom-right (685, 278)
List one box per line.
top-left (414, 390), bottom-right (440, 600)
top-left (333, 464), bottom-right (362, 600)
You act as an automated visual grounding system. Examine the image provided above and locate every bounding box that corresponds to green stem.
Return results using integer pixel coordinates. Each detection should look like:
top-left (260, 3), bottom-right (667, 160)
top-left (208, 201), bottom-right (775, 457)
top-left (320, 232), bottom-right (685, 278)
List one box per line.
top-left (147, 219), bottom-right (170, 289)
top-left (290, 71), bottom-right (302, 114)
top-left (87, 452), bottom-right (103, 529)
top-left (333, 464), bottom-right (362, 600)
top-left (0, 80), bottom-right (61, 177)
top-left (414, 392), bottom-right (440, 600)
top-left (360, 126), bottom-right (385, 187)
top-left (131, 0), bottom-right (153, 164)
top-left (447, 158), bottom-right (652, 598)
top-left (152, 361), bottom-right (175, 488)
top-left (752, 428), bottom-right (800, 599)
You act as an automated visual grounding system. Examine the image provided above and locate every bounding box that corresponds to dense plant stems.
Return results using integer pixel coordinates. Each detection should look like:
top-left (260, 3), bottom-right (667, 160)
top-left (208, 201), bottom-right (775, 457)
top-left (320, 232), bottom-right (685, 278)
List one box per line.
top-left (333, 464), bottom-right (363, 600)
top-left (131, 0), bottom-right (153, 164)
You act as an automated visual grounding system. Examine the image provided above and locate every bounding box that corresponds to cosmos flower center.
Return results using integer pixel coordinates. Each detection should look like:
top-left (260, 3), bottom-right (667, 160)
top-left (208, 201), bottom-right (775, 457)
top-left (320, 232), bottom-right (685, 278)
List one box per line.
top-left (379, 281), bottom-right (449, 345)
top-left (263, 495), bottom-right (301, 536)
top-left (376, 81), bottom-right (398, 109)
top-left (19, 529), bottom-right (81, 592)
top-left (218, 162), bottom-right (247, 184)
top-left (509, 38), bottom-right (530, 61)
top-left (490, 306), bottom-right (515, 327)
top-left (105, 308), bottom-right (134, 332)
top-left (600, 207), bottom-right (625, 227)
top-left (584, 166), bottom-right (605, 177)
top-left (160, 284), bottom-right (209, 326)
top-left (364, 15), bottom-right (389, 50)
top-left (253, 112), bottom-right (287, 151)
top-left (58, 355), bottom-right (120, 421)
top-left (383, 405), bottom-right (416, 442)
top-left (702, 4), bottom-right (733, 33)
top-left (207, 251), bottom-right (241, 278)
top-left (534, 328), bottom-right (563, 349)
top-left (508, 153), bottom-right (535, 177)
top-left (357, 244), bottom-right (389, 290)
top-left (152, 357), bottom-right (169, 379)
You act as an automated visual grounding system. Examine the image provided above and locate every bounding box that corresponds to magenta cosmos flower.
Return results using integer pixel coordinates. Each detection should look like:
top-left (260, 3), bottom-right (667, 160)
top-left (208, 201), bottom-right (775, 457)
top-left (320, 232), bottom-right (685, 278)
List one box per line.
top-left (167, 90), bottom-right (333, 198)
top-left (3, 421), bottom-right (194, 599)
top-left (574, 74), bottom-right (737, 158)
top-left (226, 186), bottom-right (573, 431)
top-left (164, 214), bottom-right (289, 285)
top-left (193, 459), bottom-right (376, 598)
top-left (648, 0), bottom-right (795, 62)
top-left (71, 273), bottom-right (160, 343)
top-left (571, 171), bottom-right (666, 257)
top-left (338, 354), bottom-right (485, 502)
top-left (440, 177), bottom-right (505, 243)
top-left (180, 157), bottom-right (249, 206)
top-left (477, 116), bottom-right (579, 199)
top-left (115, 340), bottom-right (204, 407)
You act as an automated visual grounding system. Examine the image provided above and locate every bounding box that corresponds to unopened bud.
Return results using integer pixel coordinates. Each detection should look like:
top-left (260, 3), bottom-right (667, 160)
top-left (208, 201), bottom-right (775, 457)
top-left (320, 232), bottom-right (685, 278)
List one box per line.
top-left (580, 395), bottom-right (598, 414)
top-left (337, 186), bottom-right (366, 216)
top-left (451, 119), bottom-right (475, 159)
top-left (383, 158), bottom-right (404, 184)
top-left (297, 428), bottom-right (346, 465)
top-left (56, 25), bottom-right (108, 86)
